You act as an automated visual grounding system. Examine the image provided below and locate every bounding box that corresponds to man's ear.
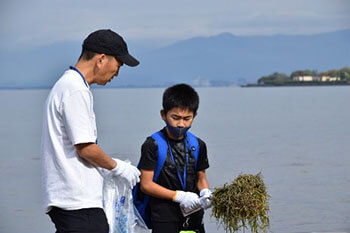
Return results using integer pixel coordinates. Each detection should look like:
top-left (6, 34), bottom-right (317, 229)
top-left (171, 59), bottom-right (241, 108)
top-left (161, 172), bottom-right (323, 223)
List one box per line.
top-left (96, 54), bottom-right (106, 68)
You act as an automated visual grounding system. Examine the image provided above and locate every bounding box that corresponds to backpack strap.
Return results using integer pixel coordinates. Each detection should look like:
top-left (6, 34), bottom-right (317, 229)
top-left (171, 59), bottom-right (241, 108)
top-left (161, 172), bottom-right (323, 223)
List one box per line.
top-left (151, 131), bottom-right (168, 181)
top-left (186, 131), bottom-right (200, 171)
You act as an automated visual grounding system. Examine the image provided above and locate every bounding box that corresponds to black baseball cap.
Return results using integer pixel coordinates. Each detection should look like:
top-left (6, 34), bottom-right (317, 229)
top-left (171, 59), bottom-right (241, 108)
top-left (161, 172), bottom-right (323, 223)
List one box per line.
top-left (82, 29), bottom-right (139, 67)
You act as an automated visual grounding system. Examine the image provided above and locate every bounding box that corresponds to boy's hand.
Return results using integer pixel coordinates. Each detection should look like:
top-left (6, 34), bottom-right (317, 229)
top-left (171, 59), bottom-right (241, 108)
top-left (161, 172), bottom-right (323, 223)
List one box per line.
top-left (111, 159), bottom-right (140, 189)
top-left (199, 188), bottom-right (213, 209)
top-left (173, 191), bottom-right (201, 211)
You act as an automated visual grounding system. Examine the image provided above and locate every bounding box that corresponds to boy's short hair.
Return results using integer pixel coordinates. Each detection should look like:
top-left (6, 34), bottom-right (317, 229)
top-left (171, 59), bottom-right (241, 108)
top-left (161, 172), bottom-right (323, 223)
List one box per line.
top-left (162, 83), bottom-right (199, 115)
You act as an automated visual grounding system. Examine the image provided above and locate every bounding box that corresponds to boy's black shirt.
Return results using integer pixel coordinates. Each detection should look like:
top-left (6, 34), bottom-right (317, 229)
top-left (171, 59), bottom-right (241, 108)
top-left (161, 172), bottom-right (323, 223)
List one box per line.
top-left (138, 128), bottom-right (209, 222)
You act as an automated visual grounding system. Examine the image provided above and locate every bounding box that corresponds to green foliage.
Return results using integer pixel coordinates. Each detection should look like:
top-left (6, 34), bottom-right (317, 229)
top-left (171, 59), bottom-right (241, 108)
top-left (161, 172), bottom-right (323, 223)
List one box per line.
top-left (212, 173), bottom-right (270, 233)
top-left (258, 72), bottom-right (290, 85)
top-left (323, 69), bottom-right (340, 77)
top-left (290, 69), bottom-right (318, 77)
top-left (258, 67), bottom-right (350, 85)
top-left (339, 67), bottom-right (350, 81)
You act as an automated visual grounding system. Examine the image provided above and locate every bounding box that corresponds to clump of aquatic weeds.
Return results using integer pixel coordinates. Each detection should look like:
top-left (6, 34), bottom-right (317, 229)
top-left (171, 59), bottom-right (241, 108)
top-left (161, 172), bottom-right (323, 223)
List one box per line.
top-left (211, 173), bottom-right (270, 233)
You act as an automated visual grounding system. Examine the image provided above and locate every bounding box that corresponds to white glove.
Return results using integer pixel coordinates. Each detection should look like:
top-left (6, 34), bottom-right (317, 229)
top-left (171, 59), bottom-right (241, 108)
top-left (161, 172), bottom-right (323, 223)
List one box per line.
top-left (199, 188), bottom-right (213, 209)
top-left (111, 159), bottom-right (140, 189)
top-left (173, 191), bottom-right (201, 213)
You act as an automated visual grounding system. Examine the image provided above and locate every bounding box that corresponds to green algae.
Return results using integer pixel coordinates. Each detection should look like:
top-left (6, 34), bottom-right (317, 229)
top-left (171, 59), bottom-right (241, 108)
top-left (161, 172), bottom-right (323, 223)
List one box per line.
top-left (211, 173), bottom-right (270, 233)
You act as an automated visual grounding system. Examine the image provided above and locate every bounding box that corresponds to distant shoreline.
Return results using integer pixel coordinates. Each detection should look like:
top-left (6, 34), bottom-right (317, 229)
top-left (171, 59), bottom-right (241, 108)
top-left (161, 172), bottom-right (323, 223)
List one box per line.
top-left (2, 83), bottom-right (350, 90)
top-left (241, 82), bottom-right (350, 87)
top-left (0, 84), bottom-right (237, 90)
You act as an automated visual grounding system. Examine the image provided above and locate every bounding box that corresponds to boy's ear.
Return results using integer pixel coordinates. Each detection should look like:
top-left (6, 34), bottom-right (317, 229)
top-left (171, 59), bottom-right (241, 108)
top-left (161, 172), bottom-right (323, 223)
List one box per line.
top-left (160, 110), bottom-right (166, 121)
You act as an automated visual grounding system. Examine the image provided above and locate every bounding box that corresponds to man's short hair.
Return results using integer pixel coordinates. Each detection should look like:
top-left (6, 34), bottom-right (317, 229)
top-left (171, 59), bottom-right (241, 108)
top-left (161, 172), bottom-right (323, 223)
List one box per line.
top-left (78, 48), bottom-right (98, 61)
top-left (162, 83), bottom-right (199, 115)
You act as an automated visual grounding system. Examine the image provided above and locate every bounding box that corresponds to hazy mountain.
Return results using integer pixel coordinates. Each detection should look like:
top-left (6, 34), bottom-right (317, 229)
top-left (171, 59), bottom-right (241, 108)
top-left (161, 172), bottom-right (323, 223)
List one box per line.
top-left (0, 42), bottom-right (81, 88)
top-left (1, 30), bottom-right (349, 88)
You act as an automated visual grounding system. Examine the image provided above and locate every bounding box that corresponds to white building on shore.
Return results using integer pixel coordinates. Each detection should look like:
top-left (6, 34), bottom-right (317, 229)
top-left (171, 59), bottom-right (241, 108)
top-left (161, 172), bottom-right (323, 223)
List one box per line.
top-left (293, 75), bottom-right (340, 82)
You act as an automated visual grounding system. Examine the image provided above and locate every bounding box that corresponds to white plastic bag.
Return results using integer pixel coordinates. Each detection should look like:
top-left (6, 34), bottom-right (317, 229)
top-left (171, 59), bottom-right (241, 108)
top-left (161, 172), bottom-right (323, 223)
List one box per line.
top-left (103, 170), bottom-right (150, 233)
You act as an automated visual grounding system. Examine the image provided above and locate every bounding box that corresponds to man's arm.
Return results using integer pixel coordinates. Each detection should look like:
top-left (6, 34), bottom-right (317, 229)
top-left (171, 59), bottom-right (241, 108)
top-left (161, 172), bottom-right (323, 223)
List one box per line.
top-left (76, 142), bottom-right (140, 189)
top-left (139, 169), bottom-right (176, 200)
top-left (75, 142), bottom-right (116, 170)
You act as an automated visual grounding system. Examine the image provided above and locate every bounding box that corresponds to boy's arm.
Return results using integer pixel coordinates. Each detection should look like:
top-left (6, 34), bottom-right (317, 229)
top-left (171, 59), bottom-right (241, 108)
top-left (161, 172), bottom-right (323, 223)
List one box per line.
top-left (197, 169), bottom-right (213, 209)
top-left (139, 138), bottom-right (177, 200)
top-left (140, 169), bottom-right (176, 200)
top-left (140, 169), bottom-right (202, 212)
top-left (197, 170), bottom-right (210, 191)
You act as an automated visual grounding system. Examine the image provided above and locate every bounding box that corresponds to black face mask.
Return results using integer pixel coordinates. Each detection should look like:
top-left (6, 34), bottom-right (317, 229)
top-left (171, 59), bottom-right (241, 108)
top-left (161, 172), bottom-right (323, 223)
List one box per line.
top-left (166, 121), bottom-right (191, 139)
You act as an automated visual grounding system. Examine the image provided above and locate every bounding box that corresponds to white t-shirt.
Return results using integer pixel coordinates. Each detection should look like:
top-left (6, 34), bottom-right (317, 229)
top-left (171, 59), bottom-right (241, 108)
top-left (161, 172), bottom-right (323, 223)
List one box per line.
top-left (41, 69), bottom-right (103, 212)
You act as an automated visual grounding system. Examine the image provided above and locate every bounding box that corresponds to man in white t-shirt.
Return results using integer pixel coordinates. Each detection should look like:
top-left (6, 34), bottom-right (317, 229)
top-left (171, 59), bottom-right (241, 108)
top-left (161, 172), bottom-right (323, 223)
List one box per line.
top-left (41, 29), bottom-right (141, 233)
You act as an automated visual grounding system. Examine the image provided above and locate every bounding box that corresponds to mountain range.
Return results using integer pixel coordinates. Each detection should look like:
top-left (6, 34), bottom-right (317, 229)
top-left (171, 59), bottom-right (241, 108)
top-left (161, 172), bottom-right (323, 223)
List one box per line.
top-left (1, 30), bottom-right (349, 88)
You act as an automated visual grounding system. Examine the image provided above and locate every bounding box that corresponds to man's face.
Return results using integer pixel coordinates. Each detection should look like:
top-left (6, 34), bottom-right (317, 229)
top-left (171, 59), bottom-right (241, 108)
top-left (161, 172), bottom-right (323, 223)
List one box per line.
top-left (95, 55), bottom-right (123, 85)
top-left (161, 107), bottom-right (195, 139)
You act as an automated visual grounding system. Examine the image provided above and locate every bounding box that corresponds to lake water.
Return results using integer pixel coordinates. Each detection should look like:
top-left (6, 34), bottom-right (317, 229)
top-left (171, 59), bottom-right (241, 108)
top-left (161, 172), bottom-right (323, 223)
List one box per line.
top-left (0, 86), bottom-right (349, 233)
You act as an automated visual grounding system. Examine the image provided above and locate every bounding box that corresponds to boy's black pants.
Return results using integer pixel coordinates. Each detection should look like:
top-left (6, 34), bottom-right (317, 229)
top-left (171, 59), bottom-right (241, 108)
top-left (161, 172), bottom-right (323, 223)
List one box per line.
top-left (48, 207), bottom-right (109, 233)
top-left (152, 219), bottom-right (205, 233)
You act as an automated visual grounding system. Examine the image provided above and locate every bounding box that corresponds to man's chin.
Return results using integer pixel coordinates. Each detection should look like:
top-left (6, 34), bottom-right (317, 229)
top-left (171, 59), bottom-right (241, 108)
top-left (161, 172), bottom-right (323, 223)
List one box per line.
top-left (104, 79), bottom-right (112, 85)
top-left (97, 82), bottom-right (108, 86)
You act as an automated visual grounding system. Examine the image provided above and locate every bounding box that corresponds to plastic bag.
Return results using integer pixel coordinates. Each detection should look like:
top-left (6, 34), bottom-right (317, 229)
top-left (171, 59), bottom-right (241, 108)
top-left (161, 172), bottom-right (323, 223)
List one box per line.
top-left (103, 169), bottom-right (150, 233)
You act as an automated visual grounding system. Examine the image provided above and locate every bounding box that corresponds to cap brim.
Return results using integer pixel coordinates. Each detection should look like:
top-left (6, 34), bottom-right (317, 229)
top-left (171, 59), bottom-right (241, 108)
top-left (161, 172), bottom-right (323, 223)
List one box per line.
top-left (117, 54), bottom-right (139, 67)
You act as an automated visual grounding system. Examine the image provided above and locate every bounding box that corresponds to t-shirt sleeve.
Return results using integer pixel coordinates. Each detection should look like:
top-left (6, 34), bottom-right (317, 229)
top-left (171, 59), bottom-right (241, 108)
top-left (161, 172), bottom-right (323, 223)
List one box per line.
top-left (139, 137), bottom-right (159, 170)
top-left (61, 90), bottom-right (97, 145)
top-left (196, 138), bottom-right (209, 171)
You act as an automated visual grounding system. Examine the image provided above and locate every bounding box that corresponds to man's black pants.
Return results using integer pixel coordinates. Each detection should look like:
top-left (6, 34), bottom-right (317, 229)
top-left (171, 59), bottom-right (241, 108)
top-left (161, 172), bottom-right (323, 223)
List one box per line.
top-left (48, 207), bottom-right (109, 233)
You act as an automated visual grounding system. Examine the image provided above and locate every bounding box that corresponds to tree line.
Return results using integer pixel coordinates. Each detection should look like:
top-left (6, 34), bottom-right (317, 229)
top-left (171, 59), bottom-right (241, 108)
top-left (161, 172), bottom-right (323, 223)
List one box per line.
top-left (257, 67), bottom-right (350, 85)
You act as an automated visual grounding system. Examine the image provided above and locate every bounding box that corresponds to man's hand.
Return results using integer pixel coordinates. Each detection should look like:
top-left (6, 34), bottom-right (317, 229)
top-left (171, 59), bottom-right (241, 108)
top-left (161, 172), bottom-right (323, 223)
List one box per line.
top-left (111, 159), bottom-right (140, 189)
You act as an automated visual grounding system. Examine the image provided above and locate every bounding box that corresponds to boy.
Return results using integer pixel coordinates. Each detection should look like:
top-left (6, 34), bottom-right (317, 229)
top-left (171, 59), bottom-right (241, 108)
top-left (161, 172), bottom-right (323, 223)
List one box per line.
top-left (137, 83), bottom-right (212, 233)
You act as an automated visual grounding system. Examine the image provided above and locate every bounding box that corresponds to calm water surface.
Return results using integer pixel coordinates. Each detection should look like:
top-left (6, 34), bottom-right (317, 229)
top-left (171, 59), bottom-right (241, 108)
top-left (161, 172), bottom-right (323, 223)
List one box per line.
top-left (0, 86), bottom-right (349, 233)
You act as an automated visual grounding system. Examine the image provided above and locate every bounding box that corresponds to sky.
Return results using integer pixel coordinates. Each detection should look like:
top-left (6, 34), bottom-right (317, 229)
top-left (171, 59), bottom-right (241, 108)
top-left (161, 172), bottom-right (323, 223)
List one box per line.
top-left (1, 0), bottom-right (350, 50)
